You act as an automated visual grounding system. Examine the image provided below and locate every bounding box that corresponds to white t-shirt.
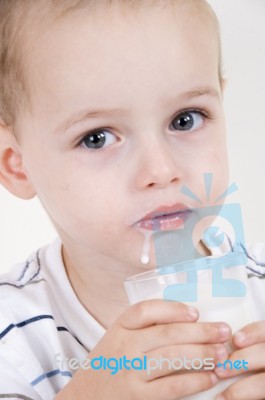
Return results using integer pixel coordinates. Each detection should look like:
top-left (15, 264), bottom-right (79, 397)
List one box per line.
top-left (0, 238), bottom-right (265, 399)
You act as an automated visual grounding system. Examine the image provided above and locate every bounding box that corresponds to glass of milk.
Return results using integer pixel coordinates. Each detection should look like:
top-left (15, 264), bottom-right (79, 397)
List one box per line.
top-left (124, 252), bottom-right (253, 400)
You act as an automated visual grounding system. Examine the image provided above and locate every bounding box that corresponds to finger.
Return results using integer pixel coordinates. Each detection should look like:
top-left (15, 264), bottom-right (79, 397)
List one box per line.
top-left (215, 343), bottom-right (265, 379)
top-left (136, 322), bottom-right (231, 352)
top-left (146, 371), bottom-right (218, 400)
top-left (119, 300), bottom-right (199, 329)
top-left (214, 372), bottom-right (265, 400)
top-left (144, 343), bottom-right (227, 381)
top-left (233, 321), bottom-right (265, 348)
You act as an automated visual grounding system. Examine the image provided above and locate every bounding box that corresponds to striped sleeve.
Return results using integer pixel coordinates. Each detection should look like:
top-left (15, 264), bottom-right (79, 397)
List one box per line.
top-left (0, 249), bottom-right (83, 399)
top-left (246, 242), bottom-right (265, 277)
top-left (245, 243), bottom-right (265, 321)
top-left (0, 354), bottom-right (42, 400)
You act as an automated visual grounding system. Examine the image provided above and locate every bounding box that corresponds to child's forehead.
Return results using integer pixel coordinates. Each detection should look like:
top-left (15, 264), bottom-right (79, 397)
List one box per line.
top-left (21, 2), bottom-right (220, 129)
top-left (24, 1), bottom-right (218, 86)
top-left (0, 0), bottom-right (220, 127)
top-left (22, 0), bottom-right (218, 62)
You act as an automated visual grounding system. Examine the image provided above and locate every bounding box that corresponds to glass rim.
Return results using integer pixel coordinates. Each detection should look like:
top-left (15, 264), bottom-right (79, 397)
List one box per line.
top-left (124, 251), bottom-right (246, 284)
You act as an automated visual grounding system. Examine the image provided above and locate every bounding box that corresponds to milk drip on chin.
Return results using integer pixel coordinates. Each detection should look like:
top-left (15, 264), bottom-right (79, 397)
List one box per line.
top-left (139, 229), bottom-right (153, 265)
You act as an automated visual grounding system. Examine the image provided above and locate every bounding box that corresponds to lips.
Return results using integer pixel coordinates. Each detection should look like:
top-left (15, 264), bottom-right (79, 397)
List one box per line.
top-left (135, 203), bottom-right (192, 232)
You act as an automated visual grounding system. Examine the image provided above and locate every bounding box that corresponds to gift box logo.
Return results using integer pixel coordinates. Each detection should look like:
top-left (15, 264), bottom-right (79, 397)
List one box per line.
top-left (154, 173), bottom-right (247, 301)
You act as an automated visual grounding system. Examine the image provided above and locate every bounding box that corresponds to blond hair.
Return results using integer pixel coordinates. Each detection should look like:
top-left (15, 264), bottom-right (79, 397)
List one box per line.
top-left (0, 0), bottom-right (222, 126)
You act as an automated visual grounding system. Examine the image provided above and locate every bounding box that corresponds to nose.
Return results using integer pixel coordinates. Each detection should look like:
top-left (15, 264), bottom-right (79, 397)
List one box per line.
top-left (134, 136), bottom-right (183, 190)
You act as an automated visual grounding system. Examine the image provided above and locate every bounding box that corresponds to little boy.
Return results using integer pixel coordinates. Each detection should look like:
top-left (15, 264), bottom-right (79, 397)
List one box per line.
top-left (0, 0), bottom-right (265, 399)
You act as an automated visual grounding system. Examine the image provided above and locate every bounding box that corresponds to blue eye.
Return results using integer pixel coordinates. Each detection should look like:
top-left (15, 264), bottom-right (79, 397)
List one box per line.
top-left (80, 129), bottom-right (116, 150)
top-left (171, 111), bottom-right (204, 132)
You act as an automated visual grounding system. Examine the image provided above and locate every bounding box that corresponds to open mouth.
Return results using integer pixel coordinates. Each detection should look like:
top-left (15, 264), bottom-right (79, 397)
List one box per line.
top-left (136, 209), bottom-right (192, 232)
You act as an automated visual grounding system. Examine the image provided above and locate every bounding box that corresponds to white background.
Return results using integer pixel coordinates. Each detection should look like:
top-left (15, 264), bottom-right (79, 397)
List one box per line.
top-left (0, 0), bottom-right (264, 273)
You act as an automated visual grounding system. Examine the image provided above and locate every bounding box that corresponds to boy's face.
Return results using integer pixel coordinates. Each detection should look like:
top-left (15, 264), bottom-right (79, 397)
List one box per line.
top-left (15, 4), bottom-right (228, 270)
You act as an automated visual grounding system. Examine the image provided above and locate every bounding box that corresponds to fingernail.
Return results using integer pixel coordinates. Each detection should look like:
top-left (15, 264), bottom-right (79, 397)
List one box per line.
top-left (234, 331), bottom-right (247, 344)
top-left (215, 395), bottom-right (225, 400)
top-left (187, 306), bottom-right (199, 319)
top-left (219, 324), bottom-right (231, 339)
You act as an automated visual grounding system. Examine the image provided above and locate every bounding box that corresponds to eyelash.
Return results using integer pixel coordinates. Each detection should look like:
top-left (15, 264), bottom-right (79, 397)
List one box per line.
top-left (76, 108), bottom-right (213, 151)
top-left (170, 108), bottom-right (212, 130)
top-left (181, 108), bottom-right (211, 119)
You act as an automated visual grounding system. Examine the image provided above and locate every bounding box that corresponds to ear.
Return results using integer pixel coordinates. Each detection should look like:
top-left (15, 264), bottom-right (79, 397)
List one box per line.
top-left (0, 122), bottom-right (36, 199)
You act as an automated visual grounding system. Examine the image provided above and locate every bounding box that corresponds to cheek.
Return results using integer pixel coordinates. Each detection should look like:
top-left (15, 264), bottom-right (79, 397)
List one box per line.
top-left (209, 145), bottom-right (229, 194)
top-left (40, 167), bottom-right (124, 239)
top-left (185, 140), bottom-right (229, 203)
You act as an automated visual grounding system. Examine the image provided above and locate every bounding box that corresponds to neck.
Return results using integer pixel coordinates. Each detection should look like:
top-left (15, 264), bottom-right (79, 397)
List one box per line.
top-left (62, 245), bottom-right (142, 328)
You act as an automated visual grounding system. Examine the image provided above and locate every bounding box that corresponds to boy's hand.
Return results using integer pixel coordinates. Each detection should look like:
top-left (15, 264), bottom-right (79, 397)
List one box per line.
top-left (56, 300), bottom-right (231, 400)
top-left (214, 321), bottom-right (265, 400)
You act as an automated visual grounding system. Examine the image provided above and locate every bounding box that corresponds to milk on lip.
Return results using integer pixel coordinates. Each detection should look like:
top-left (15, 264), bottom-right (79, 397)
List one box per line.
top-left (138, 210), bottom-right (192, 265)
top-left (125, 202), bottom-right (192, 227)
top-left (139, 221), bottom-right (185, 266)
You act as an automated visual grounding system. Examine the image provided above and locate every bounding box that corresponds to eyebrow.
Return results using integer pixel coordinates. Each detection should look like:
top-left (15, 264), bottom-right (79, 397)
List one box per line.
top-left (55, 86), bottom-right (221, 134)
top-left (185, 87), bottom-right (221, 100)
top-left (55, 108), bottom-right (126, 134)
